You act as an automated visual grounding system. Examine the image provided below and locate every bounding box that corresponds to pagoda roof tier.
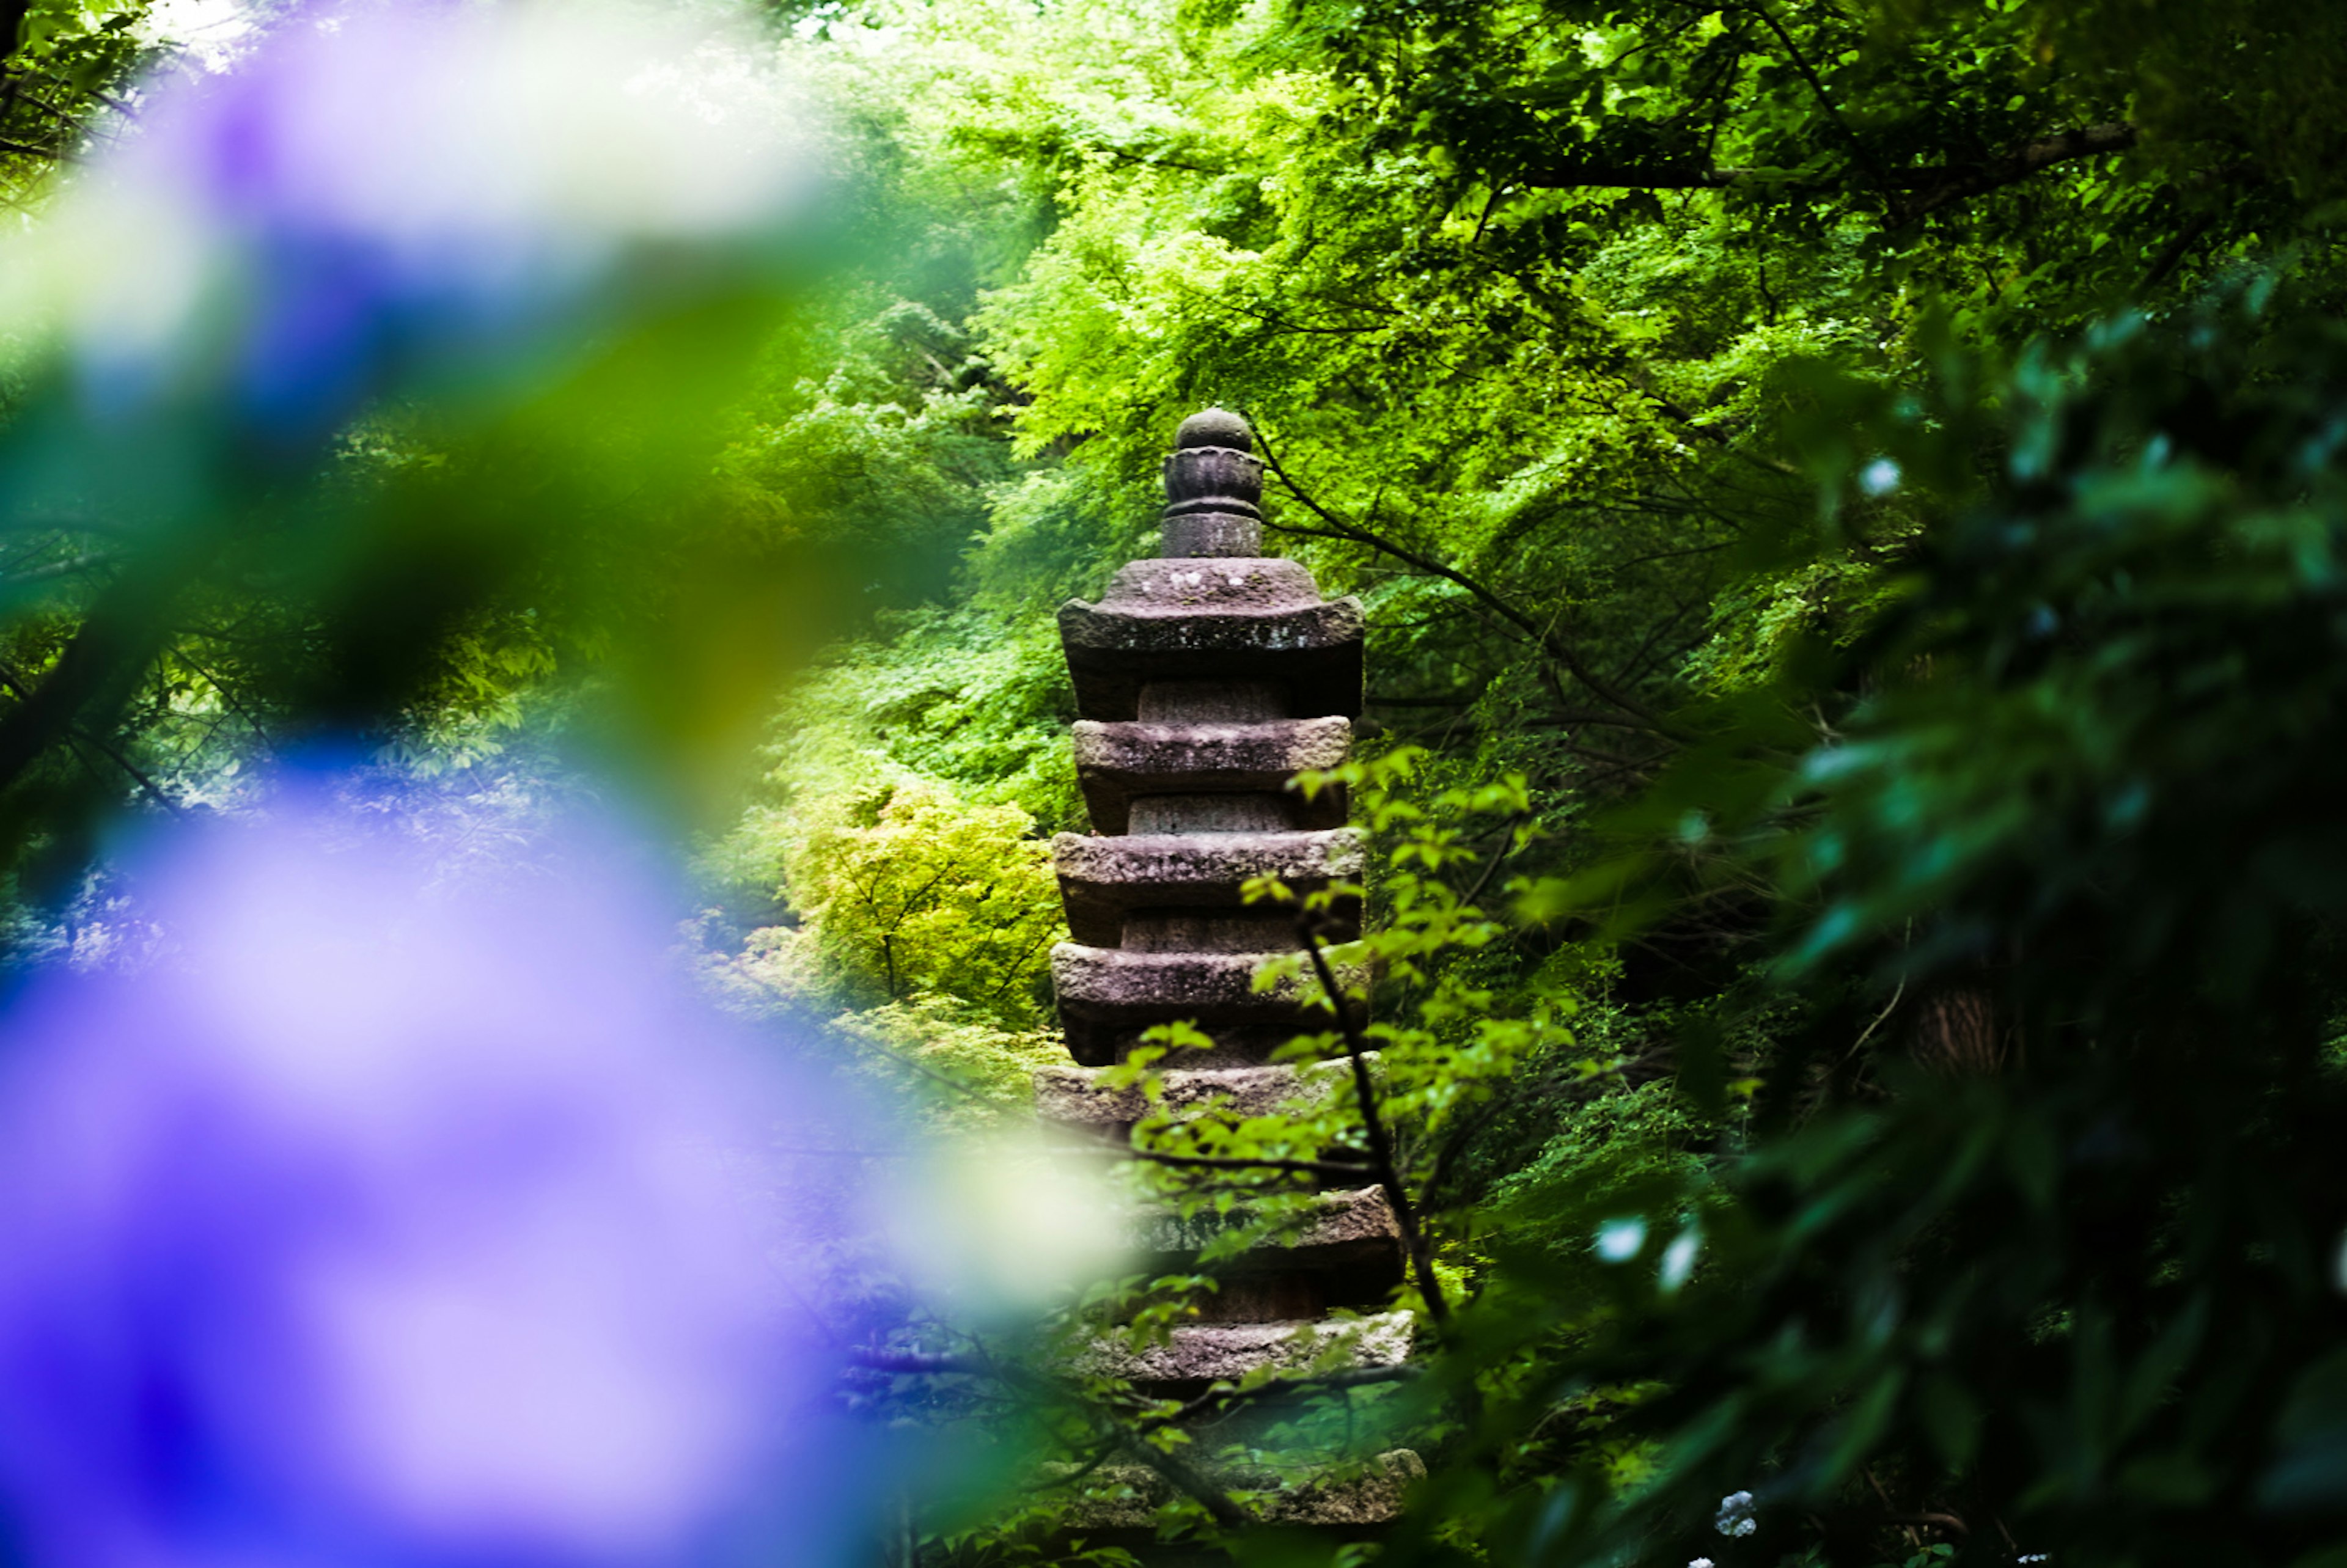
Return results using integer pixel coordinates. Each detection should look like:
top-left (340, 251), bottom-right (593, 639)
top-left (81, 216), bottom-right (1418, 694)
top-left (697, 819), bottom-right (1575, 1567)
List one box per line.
top-left (1052, 829), bottom-right (1363, 947)
top-left (1046, 1448), bottom-right (1424, 1531)
top-left (1075, 1312), bottom-right (1413, 1387)
top-left (1052, 943), bottom-right (1366, 1061)
top-left (1033, 1057), bottom-right (1357, 1132)
top-left (1133, 1184), bottom-right (1403, 1277)
top-left (1073, 716), bottom-right (1352, 833)
top-left (1059, 559), bottom-right (1364, 721)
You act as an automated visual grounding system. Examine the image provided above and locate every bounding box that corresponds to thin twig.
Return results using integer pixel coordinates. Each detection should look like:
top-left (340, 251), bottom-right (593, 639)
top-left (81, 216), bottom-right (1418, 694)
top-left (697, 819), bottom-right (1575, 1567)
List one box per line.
top-left (1156, 1363), bottom-right (1421, 1429)
top-left (1843, 919), bottom-right (1915, 1063)
top-left (1867, 1465), bottom-right (1922, 1550)
top-left (2144, 208), bottom-right (2217, 291)
top-left (1251, 430), bottom-right (1689, 739)
top-left (1126, 1146), bottom-right (1381, 1182)
top-left (1737, 0), bottom-right (1884, 181)
top-left (1456, 810), bottom-right (1535, 912)
top-left (0, 551), bottom-right (116, 587)
top-left (0, 656), bottom-right (183, 816)
top-left (1295, 913), bottom-right (1450, 1325)
top-left (870, 1338), bottom-right (1258, 1530)
top-left (1879, 1511), bottom-right (1970, 1536)
top-left (1107, 1429), bottom-right (1252, 1530)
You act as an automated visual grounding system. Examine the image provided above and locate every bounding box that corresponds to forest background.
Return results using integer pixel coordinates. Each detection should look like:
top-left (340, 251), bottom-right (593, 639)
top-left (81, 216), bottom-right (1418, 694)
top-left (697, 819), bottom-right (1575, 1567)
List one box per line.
top-left (6, 0), bottom-right (2347, 1564)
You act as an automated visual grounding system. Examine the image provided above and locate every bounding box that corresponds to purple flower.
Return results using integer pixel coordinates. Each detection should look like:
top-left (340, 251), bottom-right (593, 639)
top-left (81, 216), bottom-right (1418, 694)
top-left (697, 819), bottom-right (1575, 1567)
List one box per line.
top-left (0, 779), bottom-right (878, 1566)
top-left (24, 2), bottom-right (829, 447)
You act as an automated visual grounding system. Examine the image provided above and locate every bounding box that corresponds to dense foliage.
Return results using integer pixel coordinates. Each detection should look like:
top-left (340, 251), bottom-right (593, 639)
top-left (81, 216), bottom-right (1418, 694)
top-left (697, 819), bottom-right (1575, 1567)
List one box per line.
top-left (715, 2), bottom-right (2347, 1563)
top-left (10, 1), bottom-right (2347, 1565)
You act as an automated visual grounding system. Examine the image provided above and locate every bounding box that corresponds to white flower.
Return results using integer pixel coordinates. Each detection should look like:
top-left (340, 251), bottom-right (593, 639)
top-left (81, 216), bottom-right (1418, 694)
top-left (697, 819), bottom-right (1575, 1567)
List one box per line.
top-left (1714, 1490), bottom-right (1758, 1537)
top-left (2019, 1556), bottom-right (2049, 1564)
top-left (1595, 1216), bottom-right (1647, 1261)
top-left (1690, 1558), bottom-right (1716, 1568)
top-left (1660, 1225), bottom-right (1702, 1292)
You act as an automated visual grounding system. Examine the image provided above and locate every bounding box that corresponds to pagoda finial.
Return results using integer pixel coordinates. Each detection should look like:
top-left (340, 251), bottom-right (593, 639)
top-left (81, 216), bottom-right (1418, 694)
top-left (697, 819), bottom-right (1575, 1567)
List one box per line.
top-left (1175, 406), bottom-right (1252, 453)
top-left (1161, 407), bottom-right (1263, 558)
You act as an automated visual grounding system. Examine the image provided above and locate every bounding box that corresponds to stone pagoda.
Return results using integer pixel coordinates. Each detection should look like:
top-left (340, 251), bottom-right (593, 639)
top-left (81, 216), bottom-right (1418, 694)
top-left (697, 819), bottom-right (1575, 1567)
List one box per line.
top-left (1034, 408), bottom-right (1418, 1529)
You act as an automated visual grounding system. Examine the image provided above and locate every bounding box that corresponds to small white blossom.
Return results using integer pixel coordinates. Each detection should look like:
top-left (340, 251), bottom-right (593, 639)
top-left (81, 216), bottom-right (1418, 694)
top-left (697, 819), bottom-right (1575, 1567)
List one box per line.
top-left (1660, 1226), bottom-right (1702, 1292)
top-left (1595, 1216), bottom-right (1647, 1262)
top-left (1714, 1490), bottom-right (1758, 1537)
top-left (2019, 1556), bottom-right (2049, 1564)
top-left (1690, 1558), bottom-right (1716, 1568)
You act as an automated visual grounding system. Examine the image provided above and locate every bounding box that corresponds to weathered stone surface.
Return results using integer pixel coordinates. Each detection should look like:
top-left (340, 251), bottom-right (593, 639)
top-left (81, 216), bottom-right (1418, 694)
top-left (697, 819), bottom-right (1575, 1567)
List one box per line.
top-left (1074, 716), bottom-right (1352, 833)
top-left (1032, 1057), bottom-right (1357, 1131)
top-left (1166, 444), bottom-right (1260, 508)
top-left (1056, 829), bottom-right (1361, 889)
top-left (1163, 448), bottom-right (1262, 516)
top-left (1103, 557), bottom-right (1324, 614)
top-left (1047, 1449), bottom-right (1425, 1530)
top-left (1161, 511), bottom-right (1261, 557)
top-left (1059, 565), bottom-right (1365, 721)
top-left (1120, 910), bottom-right (1297, 954)
top-left (1051, 944), bottom-right (1320, 1006)
top-left (1188, 1272), bottom-right (1342, 1322)
top-left (1138, 680), bottom-right (1287, 722)
top-left (1060, 1026), bottom-right (1318, 1071)
top-left (1158, 410), bottom-right (1263, 557)
top-left (1078, 1312), bottom-right (1414, 1383)
top-left (1275, 1449), bottom-right (1426, 1527)
top-left (1127, 794), bottom-right (1292, 833)
top-left (1175, 407), bottom-right (1255, 453)
top-left (1054, 943), bottom-right (1367, 1060)
top-left (1134, 1185), bottom-right (1403, 1276)
top-left (1053, 829), bottom-right (1364, 947)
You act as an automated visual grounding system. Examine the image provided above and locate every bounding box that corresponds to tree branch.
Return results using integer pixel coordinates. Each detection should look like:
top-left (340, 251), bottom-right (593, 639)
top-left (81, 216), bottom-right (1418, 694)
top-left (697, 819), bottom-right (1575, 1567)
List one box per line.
top-left (0, 546), bottom-right (193, 805)
top-left (1880, 1512), bottom-right (1971, 1536)
top-left (1617, 371), bottom-right (1802, 477)
top-left (2144, 208), bottom-right (2219, 290)
top-left (1893, 122), bottom-right (2139, 223)
top-left (1736, 0), bottom-right (1884, 182)
top-left (1295, 912), bottom-right (1450, 1326)
top-left (0, 551), bottom-right (117, 587)
top-left (1523, 121), bottom-right (2140, 223)
top-left (1128, 1147), bottom-right (1381, 1182)
top-left (1084, 140), bottom-right (1225, 177)
top-left (1252, 431), bottom-right (1689, 739)
top-left (1053, 1127), bottom-right (1378, 1182)
top-left (65, 728), bottom-right (183, 816)
top-left (1109, 1429), bottom-right (1254, 1530)
top-left (1157, 1362), bottom-right (1422, 1429)
top-left (1523, 163), bottom-right (1740, 189)
top-left (853, 1342), bottom-right (1258, 1529)
top-left (0, 653), bottom-right (182, 816)
top-left (0, 133), bottom-right (67, 163)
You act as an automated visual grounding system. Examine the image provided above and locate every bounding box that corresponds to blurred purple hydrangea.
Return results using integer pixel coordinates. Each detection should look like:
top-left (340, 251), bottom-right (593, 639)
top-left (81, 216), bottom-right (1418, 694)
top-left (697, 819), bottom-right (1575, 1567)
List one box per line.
top-left (0, 776), bottom-right (879, 1567)
top-left (19, 1), bottom-right (828, 447)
